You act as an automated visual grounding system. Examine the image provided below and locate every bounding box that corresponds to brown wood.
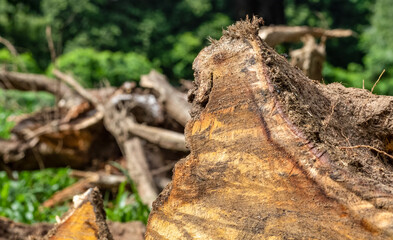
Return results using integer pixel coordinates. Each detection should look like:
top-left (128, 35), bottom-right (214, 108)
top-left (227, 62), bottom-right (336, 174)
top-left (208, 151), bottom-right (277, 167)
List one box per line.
top-left (42, 178), bottom-right (93, 208)
top-left (53, 69), bottom-right (103, 109)
top-left (0, 70), bottom-right (74, 100)
top-left (42, 171), bottom-right (126, 208)
top-left (0, 216), bottom-right (145, 240)
top-left (141, 70), bottom-right (191, 126)
top-left (43, 187), bottom-right (113, 240)
top-left (258, 25), bottom-right (354, 47)
top-left (146, 18), bottom-right (393, 239)
top-left (104, 96), bottom-right (187, 152)
top-left (290, 34), bottom-right (325, 80)
top-left (124, 137), bottom-right (158, 207)
top-left (0, 216), bottom-right (52, 240)
top-left (0, 106), bottom-right (108, 170)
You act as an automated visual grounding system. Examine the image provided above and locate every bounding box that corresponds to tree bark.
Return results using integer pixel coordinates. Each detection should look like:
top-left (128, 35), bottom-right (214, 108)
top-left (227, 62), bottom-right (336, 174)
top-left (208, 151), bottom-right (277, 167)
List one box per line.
top-left (124, 138), bottom-right (158, 208)
top-left (0, 71), bottom-right (74, 99)
top-left (146, 18), bottom-right (393, 239)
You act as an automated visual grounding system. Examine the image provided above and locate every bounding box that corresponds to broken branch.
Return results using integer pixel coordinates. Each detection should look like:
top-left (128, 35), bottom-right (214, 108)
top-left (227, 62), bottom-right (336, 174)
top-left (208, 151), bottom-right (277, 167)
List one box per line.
top-left (258, 25), bottom-right (354, 47)
top-left (141, 70), bottom-right (191, 126)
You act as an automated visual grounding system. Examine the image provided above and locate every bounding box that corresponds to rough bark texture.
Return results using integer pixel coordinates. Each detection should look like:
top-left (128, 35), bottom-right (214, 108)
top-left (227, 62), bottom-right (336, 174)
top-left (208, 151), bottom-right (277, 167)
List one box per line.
top-left (146, 18), bottom-right (393, 239)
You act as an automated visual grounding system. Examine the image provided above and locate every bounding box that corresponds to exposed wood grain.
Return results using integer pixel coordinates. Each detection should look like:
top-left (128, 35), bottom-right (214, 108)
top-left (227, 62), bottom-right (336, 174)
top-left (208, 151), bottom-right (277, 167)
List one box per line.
top-left (43, 188), bottom-right (113, 240)
top-left (146, 18), bottom-right (393, 239)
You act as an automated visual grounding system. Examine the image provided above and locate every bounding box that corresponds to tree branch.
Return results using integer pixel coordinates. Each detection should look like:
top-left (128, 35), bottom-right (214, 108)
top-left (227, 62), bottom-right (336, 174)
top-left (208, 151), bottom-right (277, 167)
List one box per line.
top-left (259, 25), bottom-right (354, 47)
top-left (0, 70), bottom-right (74, 99)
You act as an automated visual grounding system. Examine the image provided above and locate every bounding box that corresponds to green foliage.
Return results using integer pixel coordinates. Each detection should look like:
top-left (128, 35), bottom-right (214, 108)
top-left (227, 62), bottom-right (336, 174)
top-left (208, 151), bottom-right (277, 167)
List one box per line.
top-left (283, 0), bottom-right (393, 95)
top-left (0, 48), bottom-right (41, 73)
top-left (104, 182), bottom-right (150, 224)
top-left (0, 0), bottom-right (48, 69)
top-left (284, 0), bottom-right (374, 67)
top-left (0, 0), bottom-right (232, 80)
top-left (105, 162), bottom-right (150, 224)
top-left (0, 89), bottom-right (54, 139)
top-left (0, 166), bottom-right (150, 224)
top-left (162, 13), bottom-right (231, 79)
top-left (0, 168), bottom-right (77, 224)
top-left (323, 63), bottom-right (391, 95)
top-left (361, 0), bottom-right (393, 95)
top-left (0, 105), bottom-right (15, 139)
top-left (167, 32), bottom-right (202, 79)
top-left (323, 63), bottom-right (366, 87)
top-left (49, 48), bottom-right (155, 87)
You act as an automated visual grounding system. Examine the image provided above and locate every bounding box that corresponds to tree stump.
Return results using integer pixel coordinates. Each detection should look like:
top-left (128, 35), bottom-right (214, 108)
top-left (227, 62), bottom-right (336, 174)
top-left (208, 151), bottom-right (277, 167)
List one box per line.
top-left (42, 188), bottom-right (113, 240)
top-left (146, 18), bottom-right (393, 239)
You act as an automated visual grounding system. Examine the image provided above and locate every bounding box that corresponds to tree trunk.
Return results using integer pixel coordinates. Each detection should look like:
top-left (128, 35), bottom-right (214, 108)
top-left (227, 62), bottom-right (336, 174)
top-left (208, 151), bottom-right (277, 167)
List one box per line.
top-left (146, 18), bottom-right (393, 239)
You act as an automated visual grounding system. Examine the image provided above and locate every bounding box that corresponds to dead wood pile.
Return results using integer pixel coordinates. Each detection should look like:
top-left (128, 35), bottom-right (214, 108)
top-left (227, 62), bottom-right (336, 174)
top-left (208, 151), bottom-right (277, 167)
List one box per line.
top-left (0, 67), bottom-right (190, 207)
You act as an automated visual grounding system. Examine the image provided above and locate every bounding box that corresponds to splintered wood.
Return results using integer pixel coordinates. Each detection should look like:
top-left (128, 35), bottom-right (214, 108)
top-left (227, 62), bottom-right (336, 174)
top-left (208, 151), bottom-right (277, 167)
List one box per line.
top-left (146, 18), bottom-right (393, 239)
top-left (43, 188), bottom-right (113, 240)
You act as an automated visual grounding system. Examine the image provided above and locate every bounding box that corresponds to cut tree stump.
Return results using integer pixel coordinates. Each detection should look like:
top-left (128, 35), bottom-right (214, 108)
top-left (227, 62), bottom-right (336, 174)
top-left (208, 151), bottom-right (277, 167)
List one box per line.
top-left (146, 18), bottom-right (393, 239)
top-left (42, 187), bottom-right (113, 240)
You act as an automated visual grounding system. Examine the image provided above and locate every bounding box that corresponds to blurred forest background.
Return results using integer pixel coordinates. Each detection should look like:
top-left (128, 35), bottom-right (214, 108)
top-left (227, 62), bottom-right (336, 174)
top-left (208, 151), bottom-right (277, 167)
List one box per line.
top-left (0, 0), bottom-right (392, 226)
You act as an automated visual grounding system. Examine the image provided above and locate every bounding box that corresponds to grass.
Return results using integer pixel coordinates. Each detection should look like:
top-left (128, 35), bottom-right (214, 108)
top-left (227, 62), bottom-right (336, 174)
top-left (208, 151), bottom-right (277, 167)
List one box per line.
top-left (104, 181), bottom-right (150, 224)
top-left (0, 168), bottom-right (77, 223)
top-left (0, 168), bottom-right (151, 224)
top-left (105, 162), bottom-right (150, 224)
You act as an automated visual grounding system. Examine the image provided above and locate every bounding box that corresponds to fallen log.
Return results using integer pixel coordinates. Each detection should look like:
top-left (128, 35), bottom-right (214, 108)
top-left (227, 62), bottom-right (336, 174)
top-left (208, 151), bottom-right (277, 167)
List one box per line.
top-left (0, 109), bottom-right (114, 170)
top-left (146, 18), bottom-right (393, 239)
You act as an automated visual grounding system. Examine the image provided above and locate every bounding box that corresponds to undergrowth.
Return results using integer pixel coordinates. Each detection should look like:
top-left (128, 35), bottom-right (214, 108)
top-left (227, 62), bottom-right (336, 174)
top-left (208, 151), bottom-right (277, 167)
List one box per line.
top-left (106, 162), bottom-right (150, 224)
top-left (0, 168), bottom-right (76, 223)
top-left (0, 89), bottom-right (54, 139)
top-left (0, 167), bottom-right (150, 224)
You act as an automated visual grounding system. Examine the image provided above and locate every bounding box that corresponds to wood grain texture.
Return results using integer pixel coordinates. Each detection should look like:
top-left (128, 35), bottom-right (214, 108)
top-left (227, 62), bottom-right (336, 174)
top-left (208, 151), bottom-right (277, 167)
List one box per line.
top-left (146, 18), bottom-right (393, 239)
top-left (44, 188), bottom-right (113, 240)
